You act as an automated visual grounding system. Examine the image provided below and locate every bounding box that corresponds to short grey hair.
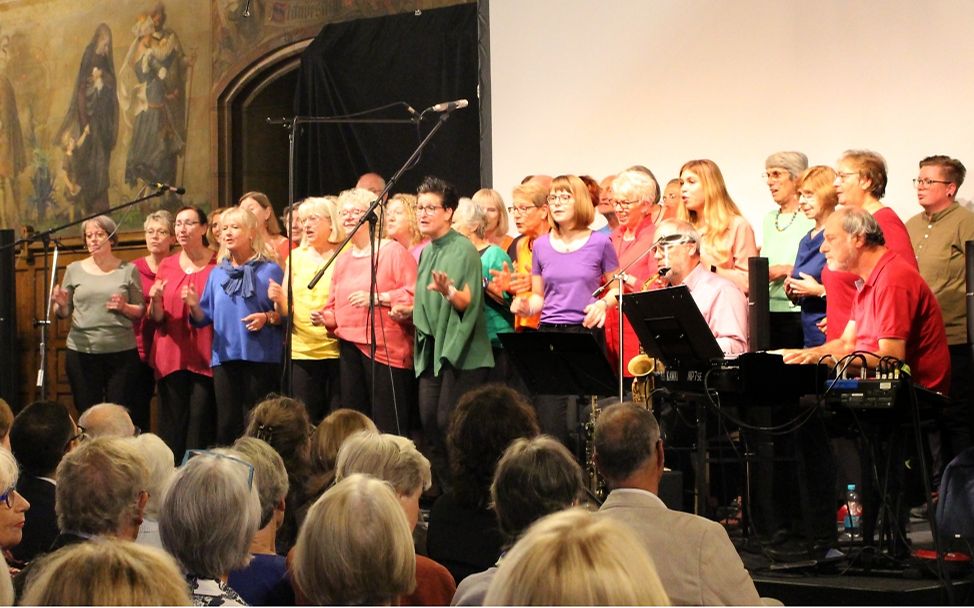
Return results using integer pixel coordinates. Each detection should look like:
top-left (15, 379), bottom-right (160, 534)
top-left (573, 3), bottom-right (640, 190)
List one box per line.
top-left (835, 207), bottom-right (886, 247)
top-left (159, 451), bottom-right (261, 579)
top-left (56, 438), bottom-right (149, 536)
top-left (132, 434), bottom-right (174, 518)
top-left (293, 474), bottom-right (416, 605)
top-left (0, 448), bottom-right (19, 491)
top-left (593, 403), bottom-right (661, 487)
top-left (453, 197), bottom-right (488, 240)
top-left (82, 215), bottom-right (119, 246)
top-left (78, 403), bottom-right (135, 438)
top-left (612, 169), bottom-right (659, 205)
top-left (231, 437), bottom-right (289, 528)
top-left (335, 432), bottom-right (432, 496)
top-left (765, 151), bottom-right (809, 179)
top-left (143, 209), bottom-right (174, 233)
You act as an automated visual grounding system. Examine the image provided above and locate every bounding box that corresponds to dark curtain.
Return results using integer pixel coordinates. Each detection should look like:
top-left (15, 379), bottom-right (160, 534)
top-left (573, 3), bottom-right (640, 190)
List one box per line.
top-left (293, 4), bottom-right (480, 200)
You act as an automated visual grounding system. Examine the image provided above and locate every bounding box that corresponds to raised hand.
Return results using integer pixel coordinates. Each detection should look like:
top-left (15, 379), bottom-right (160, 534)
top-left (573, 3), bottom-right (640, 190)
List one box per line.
top-left (181, 283), bottom-right (199, 308)
top-left (148, 279), bottom-right (167, 301)
top-left (106, 292), bottom-right (128, 312)
top-left (267, 278), bottom-right (283, 304)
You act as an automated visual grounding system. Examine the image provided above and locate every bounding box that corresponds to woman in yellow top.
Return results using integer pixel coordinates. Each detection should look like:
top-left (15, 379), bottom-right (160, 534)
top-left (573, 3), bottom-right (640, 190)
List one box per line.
top-left (268, 195), bottom-right (344, 421)
top-left (679, 159), bottom-right (758, 294)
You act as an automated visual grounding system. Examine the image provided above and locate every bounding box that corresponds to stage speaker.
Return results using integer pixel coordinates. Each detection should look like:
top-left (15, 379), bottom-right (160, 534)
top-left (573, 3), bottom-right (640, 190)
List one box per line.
top-left (0, 229), bottom-right (15, 409)
top-left (748, 256), bottom-right (770, 352)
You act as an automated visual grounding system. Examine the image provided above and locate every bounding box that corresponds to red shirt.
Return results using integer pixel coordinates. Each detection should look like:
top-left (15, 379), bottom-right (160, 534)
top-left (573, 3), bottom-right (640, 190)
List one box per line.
top-left (853, 250), bottom-right (950, 394)
top-left (133, 256), bottom-right (164, 363)
top-left (824, 207), bottom-right (918, 342)
top-left (150, 253), bottom-right (217, 379)
top-left (606, 215), bottom-right (660, 374)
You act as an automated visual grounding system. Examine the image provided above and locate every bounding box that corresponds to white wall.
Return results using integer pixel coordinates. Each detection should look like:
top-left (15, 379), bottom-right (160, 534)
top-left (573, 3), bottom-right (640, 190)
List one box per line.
top-left (487, 0), bottom-right (974, 244)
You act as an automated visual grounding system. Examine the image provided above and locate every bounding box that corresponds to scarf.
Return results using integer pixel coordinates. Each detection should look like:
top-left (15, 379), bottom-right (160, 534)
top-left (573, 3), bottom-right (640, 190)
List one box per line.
top-left (219, 258), bottom-right (259, 298)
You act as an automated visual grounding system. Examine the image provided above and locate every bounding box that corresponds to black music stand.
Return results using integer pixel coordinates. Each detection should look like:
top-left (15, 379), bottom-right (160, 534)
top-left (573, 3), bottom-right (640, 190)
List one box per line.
top-left (622, 285), bottom-right (722, 516)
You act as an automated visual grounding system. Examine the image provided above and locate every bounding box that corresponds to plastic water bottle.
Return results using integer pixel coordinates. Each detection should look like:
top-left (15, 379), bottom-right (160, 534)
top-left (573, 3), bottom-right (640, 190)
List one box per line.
top-left (844, 483), bottom-right (862, 539)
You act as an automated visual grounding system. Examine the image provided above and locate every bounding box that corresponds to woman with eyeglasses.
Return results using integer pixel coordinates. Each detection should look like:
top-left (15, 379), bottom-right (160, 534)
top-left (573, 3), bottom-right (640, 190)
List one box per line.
top-left (267, 196), bottom-right (344, 423)
top-left (52, 215), bottom-right (146, 414)
top-left (132, 210), bottom-right (176, 435)
top-left (0, 448), bottom-right (30, 555)
top-left (319, 189), bottom-right (418, 436)
top-left (149, 206), bottom-right (217, 458)
top-left (184, 206), bottom-right (284, 445)
top-left (680, 159), bottom-right (758, 294)
top-left (511, 174), bottom-right (619, 443)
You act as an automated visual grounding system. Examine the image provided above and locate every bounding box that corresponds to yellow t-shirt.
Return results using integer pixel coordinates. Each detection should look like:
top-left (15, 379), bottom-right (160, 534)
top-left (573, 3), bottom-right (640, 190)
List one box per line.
top-left (287, 246), bottom-right (340, 360)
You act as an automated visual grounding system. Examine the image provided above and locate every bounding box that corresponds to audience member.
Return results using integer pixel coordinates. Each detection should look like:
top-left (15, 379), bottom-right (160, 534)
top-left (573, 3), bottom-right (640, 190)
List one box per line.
top-left (159, 449), bottom-right (260, 606)
top-left (680, 159), bottom-right (758, 293)
top-left (0, 399), bottom-right (12, 450)
top-left (293, 474), bottom-right (416, 605)
top-left (132, 433), bottom-right (175, 550)
top-left (336, 432), bottom-right (457, 605)
top-left (8, 401), bottom-right (80, 565)
top-left (0, 448), bottom-right (29, 553)
top-left (244, 395), bottom-right (312, 554)
top-left (452, 435), bottom-right (583, 605)
top-left (21, 539), bottom-right (191, 606)
top-left (483, 508), bottom-right (669, 605)
top-left (78, 402), bottom-right (136, 438)
top-left (427, 384), bottom-right (539, 583)
top-left (594, 403), bottom-right (764, 605)
top-left (52, 215), bottom-right (146, 413)
top-left (762, 152), bottom-right (814, 349)
top-left (226, 438), bottom-right (295, 606)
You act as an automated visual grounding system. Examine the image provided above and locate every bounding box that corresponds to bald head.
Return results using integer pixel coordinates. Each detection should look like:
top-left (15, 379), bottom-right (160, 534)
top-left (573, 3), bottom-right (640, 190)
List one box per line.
top-left (356, 172), bottom-right (386, 196)
top-left (78, 403), bottom-right (135, 438)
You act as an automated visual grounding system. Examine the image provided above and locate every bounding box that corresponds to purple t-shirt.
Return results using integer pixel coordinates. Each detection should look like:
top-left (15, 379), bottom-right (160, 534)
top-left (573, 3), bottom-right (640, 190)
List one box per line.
top-left (532, 231), bottom-right (619, 325)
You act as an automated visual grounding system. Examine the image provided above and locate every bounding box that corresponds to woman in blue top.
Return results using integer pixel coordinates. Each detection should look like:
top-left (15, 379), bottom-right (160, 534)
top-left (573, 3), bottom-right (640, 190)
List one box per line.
top-left (185, 206), bottom-right (284, 443)
top-left (784, 166), bottom-right (838, 347)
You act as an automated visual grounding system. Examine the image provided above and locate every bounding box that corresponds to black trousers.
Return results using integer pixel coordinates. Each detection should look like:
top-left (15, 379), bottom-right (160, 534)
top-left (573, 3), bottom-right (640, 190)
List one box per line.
top-left (291, 358), bottom-right (341, 424)
top-left (212, 361), bottom-right (280, 444)
top-left (157, 370), bottom-right (216, 458)
top-left (339, 340), bottom-right (415, 436)
top-left (65, 348), bottom-right (142, 414)
top-left (130, 360), bottom-right (156, 433)
top-left (418, 363), bottom-right (490, 488)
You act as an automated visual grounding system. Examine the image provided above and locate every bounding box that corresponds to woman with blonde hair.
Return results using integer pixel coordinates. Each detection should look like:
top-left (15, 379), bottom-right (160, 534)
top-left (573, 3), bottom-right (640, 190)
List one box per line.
top-left (293, 474), bottom-right (416, 606)
top-left (238, 191), bottom-right (287, 264)
top-left (52, 215), bottom-right (146, 414)
top-left (268, 195), bottom-right (345, 420)
top-left (384, 192), bottom-right (429, 261)
top-left (472, 187), bottom-right (512, 250)
top-left (207, 205), bottom-right (231, 252)
top-left (20, 539), bottom-right (191, 606)
top-left (784, 166), bottom-right (840, 347)
top-left (0, 448), bottom-right (30, 553)
top-left (184, 206), bottom-right (284, 444)
top-left (679, 159), bottom-right (758, 293)
top-left (484, 508), bottom-right (669, 605)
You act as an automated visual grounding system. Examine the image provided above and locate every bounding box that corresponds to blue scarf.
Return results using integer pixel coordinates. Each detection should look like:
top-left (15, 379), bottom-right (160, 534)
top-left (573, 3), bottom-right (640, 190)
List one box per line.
top-left (219, 259), bottom-right (259, 298)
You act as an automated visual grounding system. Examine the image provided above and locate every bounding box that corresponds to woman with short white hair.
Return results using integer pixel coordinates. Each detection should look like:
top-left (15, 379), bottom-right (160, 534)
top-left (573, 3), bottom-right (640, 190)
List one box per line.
top-left (293, 474), bottom-right (416, 605)
top-left (484, 508), bottom-right (669, 605)
top-left (132, 433), bottom-right (174, 550)
top-left (159, 450), bottom-right (261, 606)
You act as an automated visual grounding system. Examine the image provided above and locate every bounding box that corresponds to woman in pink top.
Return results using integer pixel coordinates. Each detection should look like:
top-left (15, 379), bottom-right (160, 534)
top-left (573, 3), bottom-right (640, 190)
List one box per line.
top-left (680, 159), bottom-right (758, 294)
top-left (148, 205), bottom-right (217, 457)
top-left (321, 191), bottom-right (418, 435)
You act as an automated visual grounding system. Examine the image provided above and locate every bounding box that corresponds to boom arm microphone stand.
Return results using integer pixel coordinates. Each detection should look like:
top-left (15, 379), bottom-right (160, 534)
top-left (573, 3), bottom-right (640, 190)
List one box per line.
top-left (1, 187), bottom-right (170, 400)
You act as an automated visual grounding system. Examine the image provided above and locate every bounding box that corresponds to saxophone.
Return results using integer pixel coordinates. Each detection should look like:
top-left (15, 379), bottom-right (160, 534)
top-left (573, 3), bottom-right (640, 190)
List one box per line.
top-left (584, 395), bottom-right (606, 500)
top-left (629, 272), bottom-right (665, 408)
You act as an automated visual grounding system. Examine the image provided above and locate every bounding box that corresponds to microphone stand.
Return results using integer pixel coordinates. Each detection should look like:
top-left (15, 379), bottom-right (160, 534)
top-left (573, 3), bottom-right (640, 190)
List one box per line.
top-left (1, 187), bottom-right (169, 400)
top-left (594, 243), bottom-right (660, 402)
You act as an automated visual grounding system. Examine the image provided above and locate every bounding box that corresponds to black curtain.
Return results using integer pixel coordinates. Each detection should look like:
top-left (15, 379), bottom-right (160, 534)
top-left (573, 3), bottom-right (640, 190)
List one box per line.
top-left (293, 4), bottom-right (480, 200)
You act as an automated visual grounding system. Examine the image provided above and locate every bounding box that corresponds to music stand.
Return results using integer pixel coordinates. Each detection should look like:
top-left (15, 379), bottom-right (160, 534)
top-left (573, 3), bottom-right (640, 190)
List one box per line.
top-left (622, 285), bottom-right (722, 516)
top-left (498, 331), bottom-right (617, 397)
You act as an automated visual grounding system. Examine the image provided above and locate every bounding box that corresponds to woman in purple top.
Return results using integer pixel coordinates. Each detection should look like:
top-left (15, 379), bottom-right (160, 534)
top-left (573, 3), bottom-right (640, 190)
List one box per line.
top-left (511, 175), bottom-right (619, 443)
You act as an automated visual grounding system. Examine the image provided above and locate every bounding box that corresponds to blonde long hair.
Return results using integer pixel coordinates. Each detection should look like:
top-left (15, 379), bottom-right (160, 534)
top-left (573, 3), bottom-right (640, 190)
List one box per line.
top-left (216, 207), bottom-right (274, 264)
top-left (680, 159), bottom-right (744, 266)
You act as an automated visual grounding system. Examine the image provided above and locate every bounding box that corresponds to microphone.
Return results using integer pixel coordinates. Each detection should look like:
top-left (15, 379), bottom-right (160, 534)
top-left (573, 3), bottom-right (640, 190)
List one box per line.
top-left (242, 0), bottom-right (252, 17)
top-left (426, 99), bottom-right (469, 113)
top-left (152, 182), bottom-right (186, 195)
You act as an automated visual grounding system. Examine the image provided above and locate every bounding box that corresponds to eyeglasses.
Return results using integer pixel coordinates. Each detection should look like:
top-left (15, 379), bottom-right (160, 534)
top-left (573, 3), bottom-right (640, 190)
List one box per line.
top-left (338, 209), bottom-right (364, 218)
top-left (416, 205), bottom-right (444, 215)
top-left (174, 220), bottom-right (200, 229)
top-left (762, 170), bottom-right (791, 181)
top-left (835, 171), bottom-right (859, 181)
top-left (507, 205), bottom-right (537, 216)
top-left (66, 425), bottom-right (87, 448)
top-left (546, 193), bottom-right (573, 206)
top-left (181, 449), bottom-right (255, 489)
top-left (0, 486), bottom-right (16, 509)
top-left (798, 192), bottom-right (817, 202)
top-left (144, 228), bottom-right (170, 237)
top-left (650, 234), bottom-right (694, 253)
top-left (613, 199), bottom-right (640, 210)
top-left (913, 177), bottom-right (951, 188)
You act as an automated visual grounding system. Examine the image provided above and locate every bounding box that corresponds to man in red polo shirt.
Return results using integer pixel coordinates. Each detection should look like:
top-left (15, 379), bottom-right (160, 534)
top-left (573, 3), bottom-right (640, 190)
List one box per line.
top-left (783, 207), bottom-right (949, 394)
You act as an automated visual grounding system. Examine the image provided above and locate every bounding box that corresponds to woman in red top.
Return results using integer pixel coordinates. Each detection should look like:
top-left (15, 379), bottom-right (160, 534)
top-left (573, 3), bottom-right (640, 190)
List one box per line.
top-left (321, 189), bottom-right (418, 435)
top-left (148, 205), bottom-right (217, 457)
